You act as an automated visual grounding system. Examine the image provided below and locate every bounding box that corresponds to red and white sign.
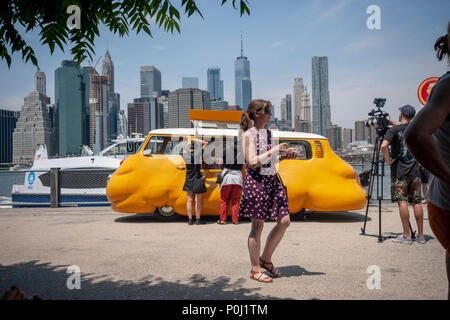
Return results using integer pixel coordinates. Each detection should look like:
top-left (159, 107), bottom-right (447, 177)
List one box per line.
top-left (417, 77), bottom-right (439, 105)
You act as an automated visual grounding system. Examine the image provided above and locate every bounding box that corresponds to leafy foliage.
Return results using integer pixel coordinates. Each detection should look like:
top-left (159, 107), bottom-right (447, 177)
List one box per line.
top-left (0, 0), bottom-right (250, 68)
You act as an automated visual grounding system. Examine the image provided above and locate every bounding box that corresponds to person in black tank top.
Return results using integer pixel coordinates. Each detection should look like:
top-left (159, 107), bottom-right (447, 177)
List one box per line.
top-left (182, 137), bottom-right (208, 225)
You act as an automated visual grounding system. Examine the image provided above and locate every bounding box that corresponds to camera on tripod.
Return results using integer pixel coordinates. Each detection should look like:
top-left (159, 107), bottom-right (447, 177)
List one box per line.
top-left (365, 98), bottom-right (389, 137)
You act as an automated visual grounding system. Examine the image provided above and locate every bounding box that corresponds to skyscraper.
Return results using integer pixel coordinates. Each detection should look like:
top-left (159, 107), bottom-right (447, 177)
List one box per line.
top-left (326, 125), bottom-right (342, 151)
top-left (13, 91), bottom-right (53, 163)
top-left (312, 56), bottom-right (331, 136)
top-left (128, 97), bottom-right (164, 135)
top-left (89, 72), bottom-right (109, 153)
top-left (293, 77), bottom-right (303, 126)
top-left (158, 95), bottom-right (169, 128)
top-left (235, 35), bottom-right (251, 109)
top-left (0, 109), bottom-right (20, 164)
top-left (219, 80), bottom-right (224, 101)
top-left (140, 66), bottom-right (161, 98)
top-left (117, 109), bottom-right (128, 138)
top-left (241, 78), bottom-right (252, 110)
top-left (207, 68), bottom-right (222, 100)
top-left (34, 67), bottom-right (46, 96)
top-left (161, 90), bottom-right (170, 98)
top-left (102, 50), bottom-right (114, 94)
top-left (55, 60), bottom-right (91, 156)
top-left (295, 117), bottom-right (312, 133)
top-left (285, 94), bottom-right (292, 126)
top-left (102, 50), bottom-right (120, 143)
top-left (301, 86), bottom-right (312, 122)
top-left (127, 99), bottom-right (149, 136)
top-left (168, 88), bottom-right (210, 128)
top-left (354, 121), bottom-right (366, 141)
top-left (182, 77), bottom-right (199, 89)
top-left (210, 99), bottom-right (229, 111)
top-left (342, 128), bottom-right (353, 149)
top-left (280, 98), bottom-right (287, 121)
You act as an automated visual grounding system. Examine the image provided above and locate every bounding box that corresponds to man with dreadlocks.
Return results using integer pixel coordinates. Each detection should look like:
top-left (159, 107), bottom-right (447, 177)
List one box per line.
top-left (405, 21), bottom-right (450, 300)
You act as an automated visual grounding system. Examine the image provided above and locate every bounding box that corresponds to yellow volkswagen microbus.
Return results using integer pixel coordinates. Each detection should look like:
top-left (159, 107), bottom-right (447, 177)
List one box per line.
top-left (106, 110), bottom-right (367, 220)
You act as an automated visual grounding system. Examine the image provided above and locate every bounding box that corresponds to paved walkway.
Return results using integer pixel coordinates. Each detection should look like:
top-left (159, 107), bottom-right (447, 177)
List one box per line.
top-left (0, 203), bottom-right (447, 299)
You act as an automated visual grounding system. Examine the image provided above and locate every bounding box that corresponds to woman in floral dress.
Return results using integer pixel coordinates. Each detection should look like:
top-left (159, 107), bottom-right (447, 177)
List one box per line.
top-left (239, 99), bottom-right (296, 283)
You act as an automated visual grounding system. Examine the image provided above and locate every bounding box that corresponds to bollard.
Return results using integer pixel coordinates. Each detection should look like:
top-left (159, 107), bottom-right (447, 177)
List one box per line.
top-left (50, 168), bottom-right (61, 208)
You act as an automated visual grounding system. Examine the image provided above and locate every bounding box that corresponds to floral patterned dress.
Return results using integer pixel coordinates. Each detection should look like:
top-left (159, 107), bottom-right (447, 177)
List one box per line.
top-left (239, 128), bottom-right (290, 221)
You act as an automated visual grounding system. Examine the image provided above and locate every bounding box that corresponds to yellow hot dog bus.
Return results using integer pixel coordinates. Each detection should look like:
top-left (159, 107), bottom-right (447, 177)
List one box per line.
top-left (106, 110), bottom-right (367, 220)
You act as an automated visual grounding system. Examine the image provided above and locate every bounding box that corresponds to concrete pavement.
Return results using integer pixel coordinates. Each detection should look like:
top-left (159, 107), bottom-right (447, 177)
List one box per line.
top-left (0, 203), bottom-right (447, 300)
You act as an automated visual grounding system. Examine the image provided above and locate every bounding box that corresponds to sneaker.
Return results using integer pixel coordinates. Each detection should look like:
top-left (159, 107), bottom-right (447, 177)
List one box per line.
top-left (392, 234), bottom-right (413, 245)
top-left (195, 219), bottom-right (203, 225)
top-left (416, 236), bottom-right (426, 244)
top-left (188, 219), bottom-right (193, 225)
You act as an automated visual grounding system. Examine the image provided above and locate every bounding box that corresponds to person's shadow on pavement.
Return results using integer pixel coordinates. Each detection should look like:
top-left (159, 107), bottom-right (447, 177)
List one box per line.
top-left (275, 265), bottom-right (326, 278)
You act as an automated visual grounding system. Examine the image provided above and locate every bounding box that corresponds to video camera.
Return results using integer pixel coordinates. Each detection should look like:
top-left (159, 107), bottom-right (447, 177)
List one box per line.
top-left (365, 98), bottom-right (389, 137)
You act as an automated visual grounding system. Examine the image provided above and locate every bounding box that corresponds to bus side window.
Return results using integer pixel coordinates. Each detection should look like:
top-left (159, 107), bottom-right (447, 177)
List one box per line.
top-left (144, 136), bottom-right (165, 154)
top-left (279, 140), bottom-right (312, 160)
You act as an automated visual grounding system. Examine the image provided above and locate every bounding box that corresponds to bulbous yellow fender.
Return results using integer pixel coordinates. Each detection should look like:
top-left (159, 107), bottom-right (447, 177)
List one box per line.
top-left (107, 136), bottom-right (367, 215)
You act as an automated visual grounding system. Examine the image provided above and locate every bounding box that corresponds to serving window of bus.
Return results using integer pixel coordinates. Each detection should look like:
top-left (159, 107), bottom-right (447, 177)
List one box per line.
top-left (143, 135), bottom-right (229, 170)
top-left (278, 140), bottom-right (312, 160)
top-left (199, 136), bottom-right (227, 170)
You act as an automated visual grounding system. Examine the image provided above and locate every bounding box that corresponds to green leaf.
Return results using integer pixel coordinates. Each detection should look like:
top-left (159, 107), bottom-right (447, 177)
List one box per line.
top-left (174, 21), bottom-right (180, 33)
top-left (169, 5), bottom-right (181, 20)
top-left (162, 1), bottom-right (169, 14)
top-left (0, 0), bottom-right (251, 69)
top-left (30, 55), bottom-right (38, 66)
top-left (143, 25), bottom-right (153, 37)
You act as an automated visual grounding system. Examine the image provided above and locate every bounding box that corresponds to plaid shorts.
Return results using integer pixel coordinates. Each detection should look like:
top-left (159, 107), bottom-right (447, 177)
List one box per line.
top-left (391, 176), bottom-right (422, 204)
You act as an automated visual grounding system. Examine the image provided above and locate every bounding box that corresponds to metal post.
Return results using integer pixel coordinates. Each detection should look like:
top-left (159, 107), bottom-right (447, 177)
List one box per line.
top-left (50, 168), bottom-right (60, 208)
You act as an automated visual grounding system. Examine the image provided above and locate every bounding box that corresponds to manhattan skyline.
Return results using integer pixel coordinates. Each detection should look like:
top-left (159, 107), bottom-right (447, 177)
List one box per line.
top-left (0, 0), bottom-right (449, 129)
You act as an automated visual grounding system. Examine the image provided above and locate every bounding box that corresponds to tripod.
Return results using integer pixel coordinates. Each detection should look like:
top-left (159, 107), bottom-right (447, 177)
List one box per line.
top-left (360, 134), bottom-right (415, 242)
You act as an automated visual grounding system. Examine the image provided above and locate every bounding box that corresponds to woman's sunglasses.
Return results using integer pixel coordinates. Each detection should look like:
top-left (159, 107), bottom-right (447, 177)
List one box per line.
top-left (256, 106), bottom-right (272, 115)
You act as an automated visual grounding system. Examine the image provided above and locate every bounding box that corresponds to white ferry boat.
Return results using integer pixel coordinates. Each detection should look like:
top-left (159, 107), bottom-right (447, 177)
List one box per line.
top-left (11, 136), bottom-right (144, 207)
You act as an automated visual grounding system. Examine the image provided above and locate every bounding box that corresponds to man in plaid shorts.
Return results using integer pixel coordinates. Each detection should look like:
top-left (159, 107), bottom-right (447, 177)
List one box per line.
top-left (381, 105), bottom-right (425, 244)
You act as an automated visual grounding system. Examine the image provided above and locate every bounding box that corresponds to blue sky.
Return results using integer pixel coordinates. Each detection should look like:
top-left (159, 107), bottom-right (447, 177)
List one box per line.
top-left (0, 0), bottom-right (449, 129)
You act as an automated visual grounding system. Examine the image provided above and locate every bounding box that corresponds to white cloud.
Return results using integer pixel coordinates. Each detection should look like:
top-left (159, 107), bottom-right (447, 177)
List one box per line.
top-left (152, 45), bottom-right (168, 50)
top-left (311, 0), bottom-right (356, 26)
top-left (271, 41), bottom-right (283, 48)
top-left (343, 32), bottom-right (403, 51)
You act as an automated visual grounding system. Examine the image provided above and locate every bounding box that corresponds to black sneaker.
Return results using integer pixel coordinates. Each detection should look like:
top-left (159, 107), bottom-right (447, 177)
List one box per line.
top-left (188, 219), bottom-right (193, 225)
top-left (195, 219), bottom-right (202, 225)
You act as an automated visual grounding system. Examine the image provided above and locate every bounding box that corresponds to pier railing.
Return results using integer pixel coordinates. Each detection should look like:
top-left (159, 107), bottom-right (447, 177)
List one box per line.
top-left (0, 168), bottom-right (115, 208)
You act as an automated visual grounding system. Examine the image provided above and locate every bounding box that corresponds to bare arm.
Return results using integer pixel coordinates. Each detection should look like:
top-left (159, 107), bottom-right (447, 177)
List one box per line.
top-left (242, 132), bottom-right (282, 169)
top-left (387, 119), bottom-right (399, 126)
top-left (380, 140), bottom-right (395, 166)
top-left (184, 137), bottom-right (208, 153)
top-left (404, 77), bottom-right (450, 185)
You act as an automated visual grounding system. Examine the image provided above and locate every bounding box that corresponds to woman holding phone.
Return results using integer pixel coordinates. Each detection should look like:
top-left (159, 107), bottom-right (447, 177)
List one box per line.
top-left (239, 99), bottom-right (296, 283)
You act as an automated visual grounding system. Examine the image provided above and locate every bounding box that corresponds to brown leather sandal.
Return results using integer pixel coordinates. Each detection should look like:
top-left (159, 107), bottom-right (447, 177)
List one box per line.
top-left (259, 257), bottom-right (282, 278)
top-left (250, 269), bottom-right (273, 283)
